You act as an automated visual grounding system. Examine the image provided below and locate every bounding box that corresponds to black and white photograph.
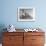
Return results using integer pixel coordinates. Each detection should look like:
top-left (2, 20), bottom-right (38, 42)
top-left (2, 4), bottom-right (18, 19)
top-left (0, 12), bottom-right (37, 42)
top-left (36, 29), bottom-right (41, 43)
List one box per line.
top-left (18, 7), bottom-right (35, 21)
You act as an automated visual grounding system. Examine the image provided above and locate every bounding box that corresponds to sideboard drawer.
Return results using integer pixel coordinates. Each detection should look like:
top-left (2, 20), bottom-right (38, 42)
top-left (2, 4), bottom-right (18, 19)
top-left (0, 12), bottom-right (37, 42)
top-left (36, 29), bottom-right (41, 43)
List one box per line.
top-left (24, 32), bottom-right (44, 36)
top-left (3, 32), bottom-right (23, 36)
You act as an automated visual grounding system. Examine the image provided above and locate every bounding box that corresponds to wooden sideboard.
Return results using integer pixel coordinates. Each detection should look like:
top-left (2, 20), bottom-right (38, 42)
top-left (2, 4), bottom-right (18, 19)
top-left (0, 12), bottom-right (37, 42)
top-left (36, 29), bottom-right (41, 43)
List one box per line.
top-left (2, 31), bottom-right (45, 46)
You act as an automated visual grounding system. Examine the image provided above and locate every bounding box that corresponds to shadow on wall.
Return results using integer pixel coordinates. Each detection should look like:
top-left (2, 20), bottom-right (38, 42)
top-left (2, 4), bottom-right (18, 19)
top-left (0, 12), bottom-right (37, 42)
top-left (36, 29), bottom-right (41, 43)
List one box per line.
top-left (0, 24), bottom-right (7, 43)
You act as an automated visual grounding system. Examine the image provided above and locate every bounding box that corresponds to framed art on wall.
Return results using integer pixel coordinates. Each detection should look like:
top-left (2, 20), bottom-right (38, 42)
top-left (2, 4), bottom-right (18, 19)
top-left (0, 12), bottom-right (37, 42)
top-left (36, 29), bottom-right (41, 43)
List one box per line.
top-left (18, 7), bottom-right (35, 21)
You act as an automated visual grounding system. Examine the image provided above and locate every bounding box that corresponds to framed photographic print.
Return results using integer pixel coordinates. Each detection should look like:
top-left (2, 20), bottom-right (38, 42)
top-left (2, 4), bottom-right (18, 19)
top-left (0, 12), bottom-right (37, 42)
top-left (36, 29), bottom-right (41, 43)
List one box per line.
top-left (18, 7), bottom-right (35, 21)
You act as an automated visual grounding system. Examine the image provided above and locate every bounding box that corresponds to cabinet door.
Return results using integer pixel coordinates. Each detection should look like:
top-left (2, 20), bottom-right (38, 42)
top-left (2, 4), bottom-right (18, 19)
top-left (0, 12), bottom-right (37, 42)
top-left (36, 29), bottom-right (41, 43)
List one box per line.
top-left (24, 33), bottom-right (32, 46)
top-left (3, 33), bottom-right (23, 46)
top-left (24, 32), bottom-right (45, 46)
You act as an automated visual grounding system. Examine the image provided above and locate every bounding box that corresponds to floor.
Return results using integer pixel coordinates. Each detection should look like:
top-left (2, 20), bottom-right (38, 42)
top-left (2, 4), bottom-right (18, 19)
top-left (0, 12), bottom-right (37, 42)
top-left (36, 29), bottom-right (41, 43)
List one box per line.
top-left (0, 44), bottom-right (2, 46)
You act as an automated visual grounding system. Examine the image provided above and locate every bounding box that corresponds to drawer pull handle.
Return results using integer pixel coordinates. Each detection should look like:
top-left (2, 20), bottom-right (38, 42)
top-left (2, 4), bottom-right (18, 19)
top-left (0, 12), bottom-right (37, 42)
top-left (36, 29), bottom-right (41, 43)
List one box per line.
top-left (32, 39), bottom-right (36, 40)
